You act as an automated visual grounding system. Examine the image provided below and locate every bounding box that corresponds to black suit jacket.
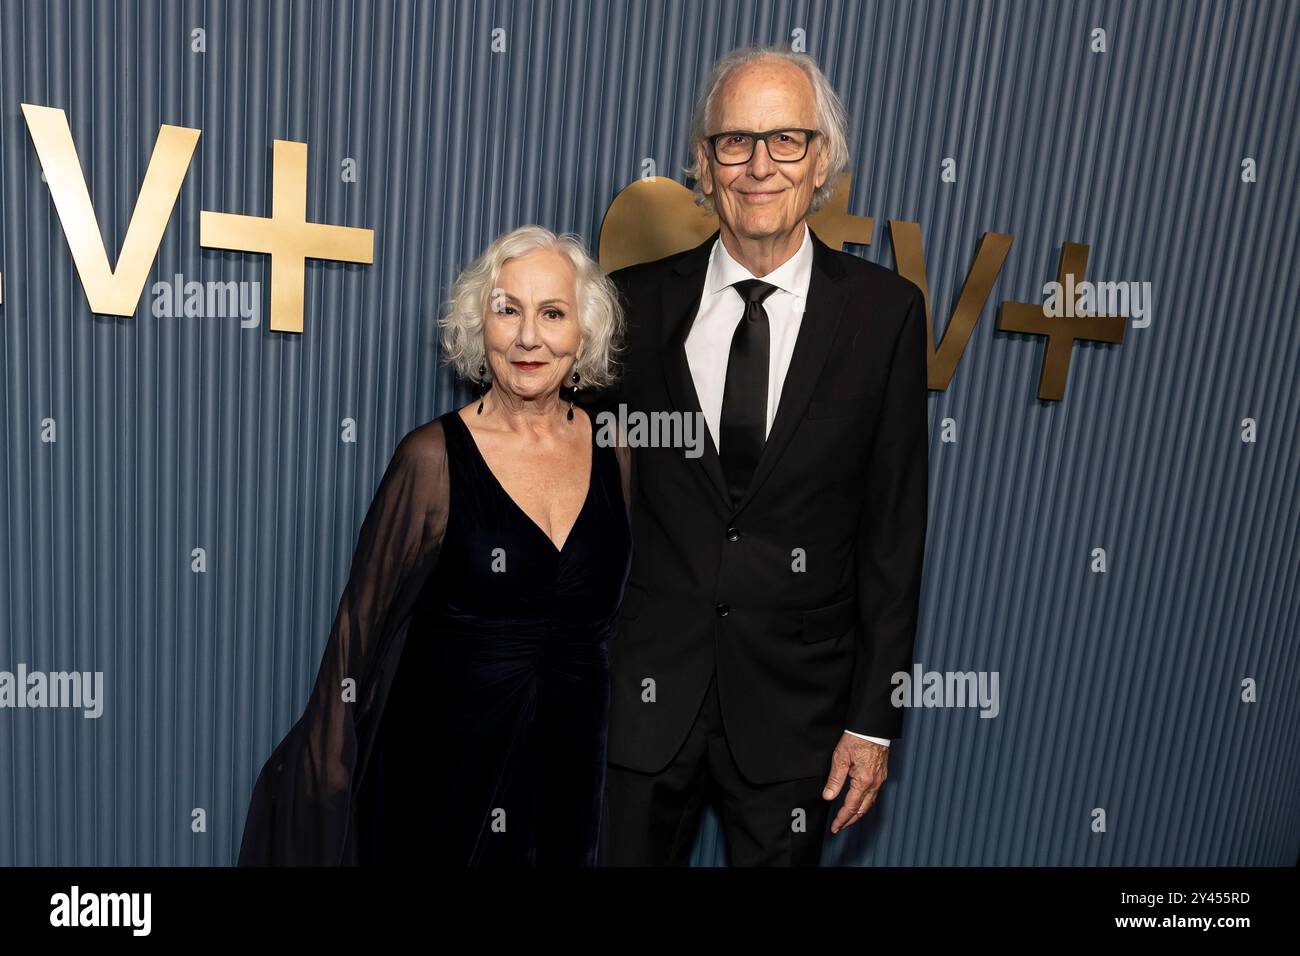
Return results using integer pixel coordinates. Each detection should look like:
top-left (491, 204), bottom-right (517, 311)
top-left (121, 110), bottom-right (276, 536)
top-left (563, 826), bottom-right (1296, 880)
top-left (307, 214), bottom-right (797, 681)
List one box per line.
top-left (586, 226), bottom-right (928, 784)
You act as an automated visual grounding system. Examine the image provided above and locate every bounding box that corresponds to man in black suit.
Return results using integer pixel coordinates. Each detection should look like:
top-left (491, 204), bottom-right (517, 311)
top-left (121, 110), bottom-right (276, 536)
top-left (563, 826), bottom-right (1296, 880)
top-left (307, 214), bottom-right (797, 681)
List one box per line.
top-left (592, 45), bottom-right (928, 866)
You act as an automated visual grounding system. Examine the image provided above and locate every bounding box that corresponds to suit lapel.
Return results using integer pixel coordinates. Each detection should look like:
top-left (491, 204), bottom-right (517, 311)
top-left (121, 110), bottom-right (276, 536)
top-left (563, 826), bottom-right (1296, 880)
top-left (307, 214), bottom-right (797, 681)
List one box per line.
top-left (657, 226), bottom-right (851, 515)
top-left (660, 230), bottom-right (731, 505)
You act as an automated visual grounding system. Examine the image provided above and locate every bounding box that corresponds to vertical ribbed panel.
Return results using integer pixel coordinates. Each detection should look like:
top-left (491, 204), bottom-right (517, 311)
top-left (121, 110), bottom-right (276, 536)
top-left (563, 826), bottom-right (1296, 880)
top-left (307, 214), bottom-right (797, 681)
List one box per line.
top-left (0, 0), bottom-right (1295, 866)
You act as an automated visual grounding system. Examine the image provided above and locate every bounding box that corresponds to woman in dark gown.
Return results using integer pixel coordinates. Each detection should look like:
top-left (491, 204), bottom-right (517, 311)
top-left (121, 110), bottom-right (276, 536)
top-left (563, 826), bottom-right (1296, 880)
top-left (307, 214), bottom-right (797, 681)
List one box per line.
top-left (356, 405), bottom-right (630, 866)
top-left (238, 226), bottom-right (630, 866)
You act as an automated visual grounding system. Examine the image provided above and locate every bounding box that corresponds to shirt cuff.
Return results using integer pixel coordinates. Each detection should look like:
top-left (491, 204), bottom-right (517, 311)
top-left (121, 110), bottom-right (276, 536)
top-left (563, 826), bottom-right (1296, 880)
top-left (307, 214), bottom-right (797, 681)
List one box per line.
top-left (844, 729), bottom-right (890, 747)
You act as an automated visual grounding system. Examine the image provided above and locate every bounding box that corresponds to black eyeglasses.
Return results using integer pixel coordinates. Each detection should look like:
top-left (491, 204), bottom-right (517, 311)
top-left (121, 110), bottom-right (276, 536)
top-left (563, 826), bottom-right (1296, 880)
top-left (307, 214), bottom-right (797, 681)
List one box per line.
top-left (706, 128), bottom-right (820, 165)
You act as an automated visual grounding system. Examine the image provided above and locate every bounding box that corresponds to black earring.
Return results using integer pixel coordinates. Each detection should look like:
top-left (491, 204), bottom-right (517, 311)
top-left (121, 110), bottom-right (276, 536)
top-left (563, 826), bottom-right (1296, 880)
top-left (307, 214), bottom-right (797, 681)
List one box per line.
top-left (477, 362), bottom-right (489, 414)
top-left (567, 369), bottom-right (580, 421)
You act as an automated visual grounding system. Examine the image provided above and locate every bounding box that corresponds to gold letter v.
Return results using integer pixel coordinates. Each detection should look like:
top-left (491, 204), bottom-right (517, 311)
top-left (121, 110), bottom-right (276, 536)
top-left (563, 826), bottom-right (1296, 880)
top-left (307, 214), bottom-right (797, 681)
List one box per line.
top-left (22, 103), bottom-right (200, 316)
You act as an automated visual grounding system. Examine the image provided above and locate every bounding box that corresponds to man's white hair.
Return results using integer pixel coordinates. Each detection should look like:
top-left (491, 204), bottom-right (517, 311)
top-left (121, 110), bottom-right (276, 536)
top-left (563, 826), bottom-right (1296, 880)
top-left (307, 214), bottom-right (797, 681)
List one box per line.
top-left (683, 45), bottom-right (851, 214)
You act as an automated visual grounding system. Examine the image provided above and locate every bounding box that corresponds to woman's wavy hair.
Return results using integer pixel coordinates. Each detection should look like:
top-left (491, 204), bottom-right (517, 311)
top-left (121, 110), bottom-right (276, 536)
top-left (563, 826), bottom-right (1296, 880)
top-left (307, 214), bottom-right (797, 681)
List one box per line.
top-left (438, 225), bottom-right (624, 390)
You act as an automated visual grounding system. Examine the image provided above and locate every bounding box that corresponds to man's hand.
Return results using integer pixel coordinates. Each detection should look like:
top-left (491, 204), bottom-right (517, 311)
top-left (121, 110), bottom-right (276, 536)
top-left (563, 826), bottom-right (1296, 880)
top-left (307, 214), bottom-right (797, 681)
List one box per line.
top-left (822, 732), bottom-right (889, 834)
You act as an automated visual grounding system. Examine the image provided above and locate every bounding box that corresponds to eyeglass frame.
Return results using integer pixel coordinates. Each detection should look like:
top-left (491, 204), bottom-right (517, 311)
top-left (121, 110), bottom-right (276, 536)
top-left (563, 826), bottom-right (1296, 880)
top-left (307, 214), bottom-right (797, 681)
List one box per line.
top-left (704, 128), bottom-right (821, 166)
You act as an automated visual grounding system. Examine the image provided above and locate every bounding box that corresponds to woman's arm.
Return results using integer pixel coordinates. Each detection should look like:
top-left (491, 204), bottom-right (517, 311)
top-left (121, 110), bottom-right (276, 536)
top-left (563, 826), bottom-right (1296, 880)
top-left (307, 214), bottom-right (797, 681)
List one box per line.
top-left (238, 419), bottom-right (449, 865)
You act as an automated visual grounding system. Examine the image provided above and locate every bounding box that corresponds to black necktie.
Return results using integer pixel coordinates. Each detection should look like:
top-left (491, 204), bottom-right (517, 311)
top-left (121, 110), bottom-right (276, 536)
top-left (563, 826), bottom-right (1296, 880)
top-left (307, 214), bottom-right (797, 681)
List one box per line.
top-left (719, 279), bottom-right (778, 505)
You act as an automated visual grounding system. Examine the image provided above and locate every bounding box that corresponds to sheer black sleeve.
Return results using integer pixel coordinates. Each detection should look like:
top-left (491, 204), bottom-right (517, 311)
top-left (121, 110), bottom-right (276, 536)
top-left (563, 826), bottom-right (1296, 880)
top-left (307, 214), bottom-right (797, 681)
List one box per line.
top-left (238, 419), bottom-right (449, 865)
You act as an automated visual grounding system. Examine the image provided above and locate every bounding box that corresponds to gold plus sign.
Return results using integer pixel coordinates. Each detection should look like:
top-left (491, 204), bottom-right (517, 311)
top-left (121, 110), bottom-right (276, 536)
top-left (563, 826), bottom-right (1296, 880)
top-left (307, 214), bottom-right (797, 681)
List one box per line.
top-left (997, 242), bottom-right (1126, 401)
top-left (200, 139), bottom-right (373, 332)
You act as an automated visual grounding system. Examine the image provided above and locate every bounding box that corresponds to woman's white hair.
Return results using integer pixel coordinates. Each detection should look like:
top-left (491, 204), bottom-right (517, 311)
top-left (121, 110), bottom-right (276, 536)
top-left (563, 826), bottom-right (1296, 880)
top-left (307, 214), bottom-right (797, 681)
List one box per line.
top-left (682, 45), bottom-right (850, 214)
top-left (438, 225), bottom-right (624, 390)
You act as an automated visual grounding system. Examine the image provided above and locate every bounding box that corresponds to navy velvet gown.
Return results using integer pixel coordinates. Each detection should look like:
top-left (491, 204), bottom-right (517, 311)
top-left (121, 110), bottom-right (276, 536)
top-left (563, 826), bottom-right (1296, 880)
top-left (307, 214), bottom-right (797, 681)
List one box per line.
top-left (353, 408), bottom-right (631, 866)
top-left (237, 407), bottom-right (631, 867)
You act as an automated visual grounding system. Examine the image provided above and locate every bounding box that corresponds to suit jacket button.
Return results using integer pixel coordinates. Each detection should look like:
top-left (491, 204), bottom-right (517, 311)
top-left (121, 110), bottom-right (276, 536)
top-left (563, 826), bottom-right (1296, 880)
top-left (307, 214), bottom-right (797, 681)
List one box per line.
top-left (715, 603), bottom-right (730, 617)
top-left (726, 527), bottom-right (740, 541)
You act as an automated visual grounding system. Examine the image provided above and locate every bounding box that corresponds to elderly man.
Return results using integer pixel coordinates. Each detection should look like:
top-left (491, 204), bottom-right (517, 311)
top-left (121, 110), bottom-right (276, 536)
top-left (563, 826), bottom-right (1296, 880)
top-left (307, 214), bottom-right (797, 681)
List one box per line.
top-left (595, 45), bottom-right (928, 866)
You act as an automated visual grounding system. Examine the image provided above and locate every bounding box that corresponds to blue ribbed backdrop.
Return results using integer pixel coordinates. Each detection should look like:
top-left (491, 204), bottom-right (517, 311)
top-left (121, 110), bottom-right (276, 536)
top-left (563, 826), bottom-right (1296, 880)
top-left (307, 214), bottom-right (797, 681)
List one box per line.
top-left (0, 0), bottom-right (1296, 866)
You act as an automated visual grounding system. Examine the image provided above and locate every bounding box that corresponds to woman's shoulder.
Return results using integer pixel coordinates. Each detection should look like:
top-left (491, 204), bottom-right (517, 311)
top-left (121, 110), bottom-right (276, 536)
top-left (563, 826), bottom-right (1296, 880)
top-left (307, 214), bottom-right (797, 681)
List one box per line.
top-left (394, 414), bottom-right (453, 469)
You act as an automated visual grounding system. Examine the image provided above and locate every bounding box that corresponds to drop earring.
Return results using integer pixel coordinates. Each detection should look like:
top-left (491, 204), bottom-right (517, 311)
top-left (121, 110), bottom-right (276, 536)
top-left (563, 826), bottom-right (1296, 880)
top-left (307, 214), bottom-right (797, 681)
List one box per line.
top-left (567, 369), bottom-right (580, 421)
top-left (477, 362), bottom-right (489, 414)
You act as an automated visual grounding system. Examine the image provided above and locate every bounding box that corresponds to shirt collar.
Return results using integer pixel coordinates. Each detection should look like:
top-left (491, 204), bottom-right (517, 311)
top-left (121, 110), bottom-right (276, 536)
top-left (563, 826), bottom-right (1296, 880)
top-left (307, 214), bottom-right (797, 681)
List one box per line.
top-left (705, 222), bottom-right (813, 299)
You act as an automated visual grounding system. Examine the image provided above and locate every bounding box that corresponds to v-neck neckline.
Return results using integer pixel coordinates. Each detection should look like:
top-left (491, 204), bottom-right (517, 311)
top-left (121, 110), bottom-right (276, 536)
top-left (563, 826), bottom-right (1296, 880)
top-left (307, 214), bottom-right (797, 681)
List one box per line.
top-left (451, 407), bottom-right (596, 555)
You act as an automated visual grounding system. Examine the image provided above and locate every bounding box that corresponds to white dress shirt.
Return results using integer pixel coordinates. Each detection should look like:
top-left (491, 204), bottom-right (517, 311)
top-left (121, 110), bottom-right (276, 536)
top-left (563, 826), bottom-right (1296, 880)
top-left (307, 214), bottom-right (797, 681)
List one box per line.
top-left (683, 223), bottom-right (890, 749)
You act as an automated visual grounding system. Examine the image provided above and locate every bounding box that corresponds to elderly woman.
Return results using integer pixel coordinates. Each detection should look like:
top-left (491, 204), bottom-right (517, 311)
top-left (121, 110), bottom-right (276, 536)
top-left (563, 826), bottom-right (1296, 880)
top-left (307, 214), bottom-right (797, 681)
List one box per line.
top-left (238, 225), bottom-right (630, 866)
